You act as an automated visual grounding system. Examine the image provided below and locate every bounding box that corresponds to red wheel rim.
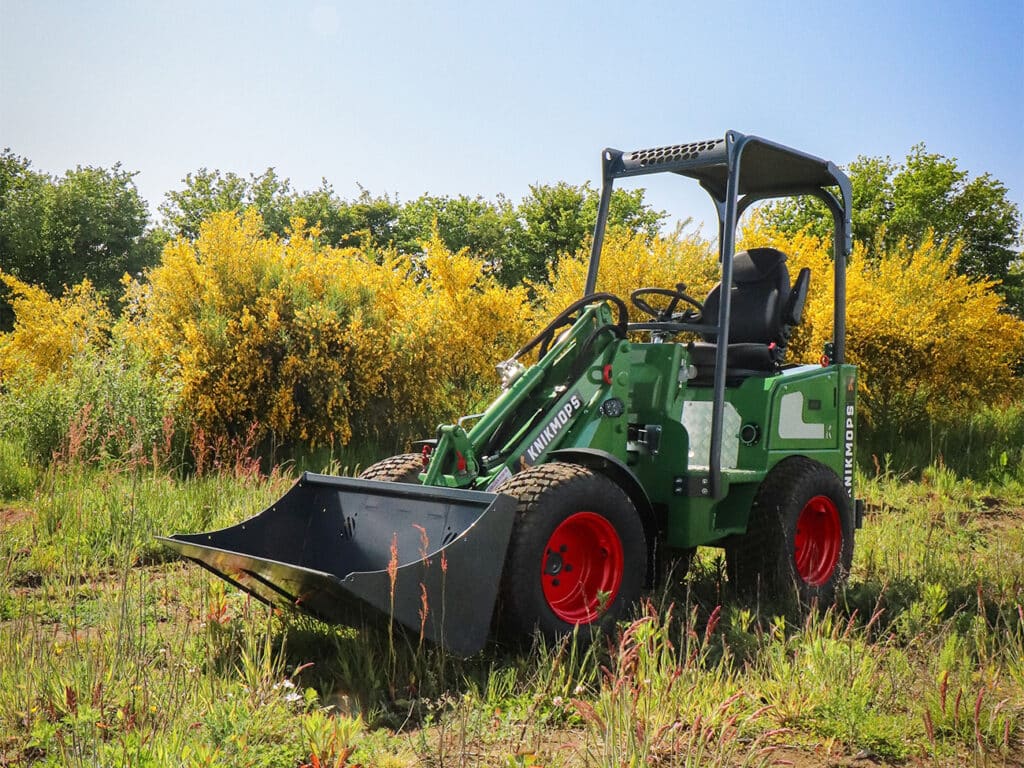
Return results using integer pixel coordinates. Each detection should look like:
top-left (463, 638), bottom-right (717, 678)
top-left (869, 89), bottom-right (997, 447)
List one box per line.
top-left (793, 495), bottom-right (842, 586)
top-left (541, 511), bottom-right (624, 624)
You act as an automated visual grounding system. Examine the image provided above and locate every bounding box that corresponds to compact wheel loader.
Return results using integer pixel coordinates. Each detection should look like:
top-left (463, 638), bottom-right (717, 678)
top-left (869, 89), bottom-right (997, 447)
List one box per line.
top-left (161, 131), bottom-right (862, 655)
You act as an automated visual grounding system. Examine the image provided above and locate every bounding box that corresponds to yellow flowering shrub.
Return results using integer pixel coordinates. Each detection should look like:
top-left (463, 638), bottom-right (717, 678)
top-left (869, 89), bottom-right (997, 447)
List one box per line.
top-left (346, 231), bottom-right (533, 443)
top-left (746, 223), bottom-right (1024, 428)
top-left (5, 205), bottom-right (1017, 459)
top-left (536, 220), bottom-right (1022, 432)
top-left (0, 272), bottom-right (112, 382)
top-left (385, 234), bottom-right (533, 431)
top-left (123, 211), bottom-right (533, 448)
top-left (0, 274), bottom-right (177, 464)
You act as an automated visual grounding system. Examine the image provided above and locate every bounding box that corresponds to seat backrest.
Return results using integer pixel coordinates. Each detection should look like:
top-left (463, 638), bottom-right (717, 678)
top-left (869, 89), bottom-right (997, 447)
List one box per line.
top-left (701, 248), bottom-right (791, 344)
top-left (784, 266), bottom-right (811, 326)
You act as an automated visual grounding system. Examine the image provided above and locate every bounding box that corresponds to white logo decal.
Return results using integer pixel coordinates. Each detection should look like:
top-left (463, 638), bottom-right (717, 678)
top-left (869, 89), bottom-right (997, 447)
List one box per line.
top-left (844, 404), bottom-right (855, 494)
top-left (778, 392), bottom-right (825, 440)
top-left (524, 393), bottom-right (583, 465)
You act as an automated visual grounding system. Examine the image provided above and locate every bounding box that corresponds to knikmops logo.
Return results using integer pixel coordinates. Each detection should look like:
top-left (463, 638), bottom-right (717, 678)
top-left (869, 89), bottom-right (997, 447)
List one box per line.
top-left (524, 393), bottom-right (583, 464)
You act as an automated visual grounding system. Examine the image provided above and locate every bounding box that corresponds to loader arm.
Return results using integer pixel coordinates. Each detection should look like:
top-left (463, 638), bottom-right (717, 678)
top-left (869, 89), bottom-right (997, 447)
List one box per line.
top-left (421, 299), bottom-right (627, 491)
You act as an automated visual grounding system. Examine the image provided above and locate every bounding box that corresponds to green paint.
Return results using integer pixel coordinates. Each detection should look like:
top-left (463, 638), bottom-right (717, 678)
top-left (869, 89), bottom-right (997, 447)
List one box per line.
top-left (422, 303), bottom-right (857, 553)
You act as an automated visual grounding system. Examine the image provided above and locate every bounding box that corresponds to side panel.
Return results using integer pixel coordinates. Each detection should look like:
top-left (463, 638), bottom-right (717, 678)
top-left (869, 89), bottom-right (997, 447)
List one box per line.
top-left (662, 364), bottom-right (856, 549)
top-left (766, 363), bottom-right (857, 496)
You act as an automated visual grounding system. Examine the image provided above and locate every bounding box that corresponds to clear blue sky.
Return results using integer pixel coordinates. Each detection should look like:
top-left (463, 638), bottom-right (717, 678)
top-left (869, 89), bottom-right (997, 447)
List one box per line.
top-left (2, 0), bottom-right (1022, 232)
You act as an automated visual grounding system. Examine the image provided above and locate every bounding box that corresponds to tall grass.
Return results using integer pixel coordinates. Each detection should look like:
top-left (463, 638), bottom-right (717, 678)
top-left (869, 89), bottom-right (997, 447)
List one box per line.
top-left (1, 459), bottom-right (1022, 766)
top-left (0, 436), bottom-right (37, 500)
top-left (0, 342), bottom-right (182, 468)
top-left (861, 402), bottom-right (1024, 487)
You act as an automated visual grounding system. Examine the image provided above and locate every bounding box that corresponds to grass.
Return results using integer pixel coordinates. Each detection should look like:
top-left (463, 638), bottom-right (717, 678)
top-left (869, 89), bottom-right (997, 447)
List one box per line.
top-left (860, 403), bottom-right (1024, 487)
top-left (0, 447), bottom-right (1022, 766)
top-left (0, 438), bottom-right (36, 501)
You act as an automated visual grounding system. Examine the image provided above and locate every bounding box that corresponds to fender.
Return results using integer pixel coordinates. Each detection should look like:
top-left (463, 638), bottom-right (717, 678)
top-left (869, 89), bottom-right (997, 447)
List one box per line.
top-left (548, 447), bottom-right (661, 586)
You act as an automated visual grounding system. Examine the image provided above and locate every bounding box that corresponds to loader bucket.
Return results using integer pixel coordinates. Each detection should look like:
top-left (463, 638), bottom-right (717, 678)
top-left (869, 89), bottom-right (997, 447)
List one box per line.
top-left (157, 472), bottom-right (516, 655)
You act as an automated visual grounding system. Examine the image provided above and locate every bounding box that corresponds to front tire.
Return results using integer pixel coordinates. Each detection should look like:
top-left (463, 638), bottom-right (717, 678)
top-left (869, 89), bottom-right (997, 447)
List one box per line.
top-left (497, 463), bottom-right (647, 641)
top-left (727, 457), bottom-right (854, 604)
top-left (358, 454), bottom-right (423, 483)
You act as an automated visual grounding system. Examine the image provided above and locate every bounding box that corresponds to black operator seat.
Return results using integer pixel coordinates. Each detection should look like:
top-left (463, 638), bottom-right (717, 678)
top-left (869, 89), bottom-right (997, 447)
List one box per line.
top-left (687, 247), bottom-right (810, 384)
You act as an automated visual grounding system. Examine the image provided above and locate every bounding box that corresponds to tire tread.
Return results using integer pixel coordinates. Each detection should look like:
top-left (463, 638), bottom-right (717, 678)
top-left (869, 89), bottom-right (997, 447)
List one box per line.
top-left (497, 462), bottom-right (645, 640)
top-left (358, 454), bottom-right (424, 483)
top-left (727, 456), bottom-right (853, 604)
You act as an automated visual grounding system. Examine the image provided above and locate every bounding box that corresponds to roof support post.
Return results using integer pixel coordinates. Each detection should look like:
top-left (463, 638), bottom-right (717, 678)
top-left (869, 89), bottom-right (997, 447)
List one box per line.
top-left (585, 150), bottom-right (620, 296)
top-left (707, 132), bottom-right (743, 499)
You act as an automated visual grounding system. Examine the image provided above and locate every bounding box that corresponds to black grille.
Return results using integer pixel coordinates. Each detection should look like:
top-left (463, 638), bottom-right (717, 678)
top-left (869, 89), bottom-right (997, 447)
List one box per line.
top-left (626, 139), bottom-right (723, 167)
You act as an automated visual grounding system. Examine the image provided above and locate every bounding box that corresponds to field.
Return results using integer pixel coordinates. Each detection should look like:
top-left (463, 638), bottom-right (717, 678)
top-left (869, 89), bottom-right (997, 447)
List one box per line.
top-left (0, 458), bottom-right (1022, 768)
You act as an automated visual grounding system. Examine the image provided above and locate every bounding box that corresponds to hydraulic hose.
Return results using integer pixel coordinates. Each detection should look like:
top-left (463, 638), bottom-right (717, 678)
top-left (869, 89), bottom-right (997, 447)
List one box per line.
top-left (514, 293), bottom-right (629, 362)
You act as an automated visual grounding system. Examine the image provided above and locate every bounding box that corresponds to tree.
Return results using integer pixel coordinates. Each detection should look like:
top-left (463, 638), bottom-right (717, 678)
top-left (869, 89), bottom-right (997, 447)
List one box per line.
top-left (0, 152), bottom-right (49, 328)
top-left (394, 193), bottom-right (517, 260)
top-left (323, 187), bottom-right (400, 250)
top-left (290, 185), bottom-right (401, 252)
top-left (500, 182), bottom-right (666, 287)
top-left (47, 165), bottom-right (156, 291)
top-left (761, 144), bottom-right (1022, 312)
top-left (158, 168), bottom-right (293, 239)
top-left (160, 172), bottom-right (668, 288)
top-left (160, 171), bottom-right (404, 255)
top-left (0, 150), bottom-right (158, 328)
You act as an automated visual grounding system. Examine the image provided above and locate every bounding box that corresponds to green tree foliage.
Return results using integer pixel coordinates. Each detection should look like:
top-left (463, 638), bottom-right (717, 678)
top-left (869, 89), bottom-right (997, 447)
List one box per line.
top-left (47, 165), bottom-right (157, 289)
top-left (761, 144), bottom-right (1022, 312)
top-left (500, 182), bottom-right (666, 286)
top-left (157, 167), bottom-right (294, 239)
top-left (158, 170), bottom-right (666, 287)
top-left (0, 152), bottom-right (49, 327)
top-left (289, 183), bottom-right (402, 252)
top-left (394, 193), bottom-right (516, 260)
top-left (0, 149), bottom-right (159, 328)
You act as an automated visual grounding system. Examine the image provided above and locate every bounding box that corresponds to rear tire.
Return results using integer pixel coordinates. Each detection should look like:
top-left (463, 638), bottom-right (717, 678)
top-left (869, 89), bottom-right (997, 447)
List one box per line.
top-left (726, 457), bottom-right (853, 605)
top-left (358, 454), bottom-right (423, 483)
top-left (497, 463), bottom-right (646, 642)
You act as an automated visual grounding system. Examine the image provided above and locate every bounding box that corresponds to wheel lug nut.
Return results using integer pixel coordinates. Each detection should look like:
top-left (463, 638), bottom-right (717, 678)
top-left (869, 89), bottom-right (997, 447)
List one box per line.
top-left (560, 545), bottom-right (567, 553)
top-left (552, 579), bottom-right (560, 587)
top-left (564, 564), bottom-right (572, 572)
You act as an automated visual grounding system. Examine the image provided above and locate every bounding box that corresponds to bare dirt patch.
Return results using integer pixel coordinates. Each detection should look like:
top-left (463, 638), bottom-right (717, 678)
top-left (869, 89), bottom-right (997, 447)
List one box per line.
top-left (0, 506), bottom-right (32, 532)
top-left (972, 498), bottom-right (1024, 538)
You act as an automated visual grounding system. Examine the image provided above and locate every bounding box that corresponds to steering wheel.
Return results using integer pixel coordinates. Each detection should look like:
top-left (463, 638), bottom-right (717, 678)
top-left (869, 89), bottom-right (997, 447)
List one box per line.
top-left (630, 283), bottom-right (704, 323)
top-left (513, 292), bottom-right (629, 362)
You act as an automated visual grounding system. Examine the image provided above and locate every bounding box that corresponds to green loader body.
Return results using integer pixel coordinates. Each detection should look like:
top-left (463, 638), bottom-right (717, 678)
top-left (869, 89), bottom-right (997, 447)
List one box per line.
top-left (162, 131), bottom-right (861, 655)
top-left (428, 303), bottom-right (858, 552)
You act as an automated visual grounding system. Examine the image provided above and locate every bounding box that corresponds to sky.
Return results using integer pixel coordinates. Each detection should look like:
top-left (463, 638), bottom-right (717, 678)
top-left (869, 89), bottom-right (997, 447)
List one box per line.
top-left (1, 0), bottom-right (1022, 234)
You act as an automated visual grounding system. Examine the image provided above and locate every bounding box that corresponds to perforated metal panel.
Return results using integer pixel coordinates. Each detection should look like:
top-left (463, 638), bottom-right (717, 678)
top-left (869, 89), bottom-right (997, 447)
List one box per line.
top-left (624, 139), bottom-right (724, 168)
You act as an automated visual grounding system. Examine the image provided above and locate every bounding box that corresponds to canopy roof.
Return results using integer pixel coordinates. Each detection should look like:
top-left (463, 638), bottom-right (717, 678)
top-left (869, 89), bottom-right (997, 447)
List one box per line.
top-left (605, 132), bottom-right (846, 202)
